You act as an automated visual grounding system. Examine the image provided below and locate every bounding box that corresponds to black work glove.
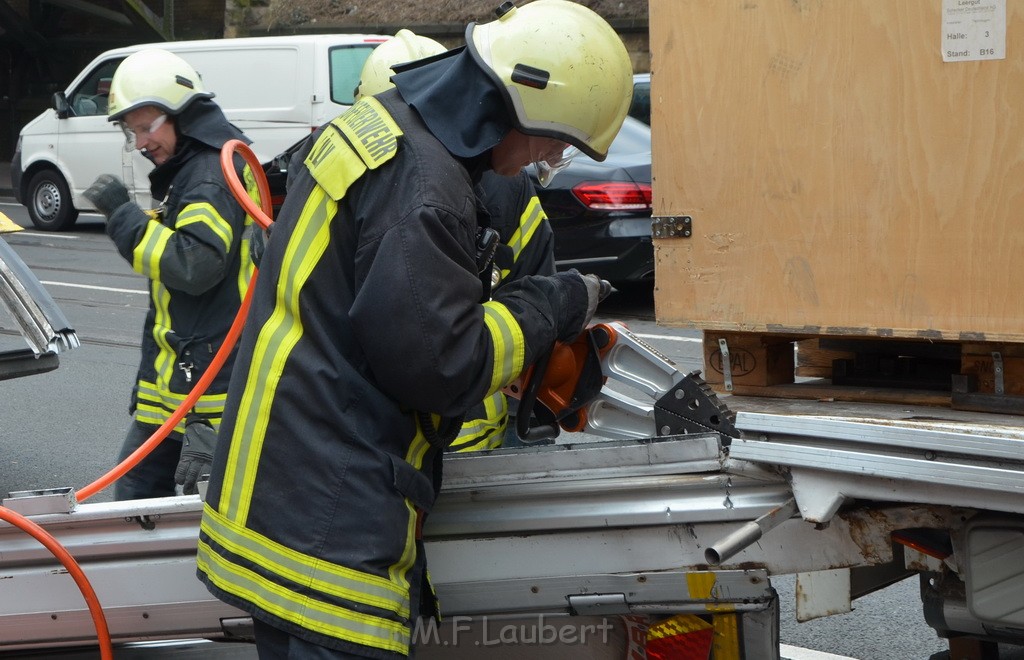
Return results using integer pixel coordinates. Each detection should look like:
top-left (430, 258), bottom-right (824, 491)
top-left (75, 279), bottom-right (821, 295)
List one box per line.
top-left (249, 222), bottom-right (271, 268)
top-left (83, 174), bottom-right (131, 218)
top-left (174, 417), bottom-right (218, 495)
top-left (550, 270), bottom-right (611, 341)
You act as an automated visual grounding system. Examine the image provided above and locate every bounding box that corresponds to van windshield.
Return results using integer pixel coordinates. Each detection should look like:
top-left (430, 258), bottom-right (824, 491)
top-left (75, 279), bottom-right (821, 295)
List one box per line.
top-left (330, 45), bottom-right (378, 106)
top-left (69, 59), bottom-right (122, 117)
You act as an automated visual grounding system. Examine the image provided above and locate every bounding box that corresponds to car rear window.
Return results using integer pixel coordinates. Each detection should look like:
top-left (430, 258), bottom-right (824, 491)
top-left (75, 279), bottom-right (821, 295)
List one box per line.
top-left (629, 78), bottom-right (651, 126)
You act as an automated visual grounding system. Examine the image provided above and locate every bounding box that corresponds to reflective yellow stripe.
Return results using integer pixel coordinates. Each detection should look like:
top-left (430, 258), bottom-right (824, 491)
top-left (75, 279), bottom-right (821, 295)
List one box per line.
top-left (136, 379), bottom-right (227, 431)
top-left (239, 164), bottom-right (258, 297)
top-left (132, 219), bottom-right (173, 279)
top-left (243, 164), bottom-right (258, 193)
top-left (149, 280), bottom-right (177, 417)
top-left (197, 539), bottom-right (409, 654)
top-left (201, 505), bottom-right (409, 615)
top-left (406, 419), bottom-right (431, 471)
top-left (450, 428), bottom-right (505, 452)
top-left (385, 424), bottom-right (434, 611)
top-left (135, 408), bottom-right (220, 433)
top-left (389, 498), bottom-right (418, 606)
top-left (132, 220), bottom-right (176, 415)
top-left (137, 380), bottom-right (228, 409)
top-left (507, 196), bottom-right (545, 264)
top-left (453, 391), bottom-right (507, 452)
top-left (220, 186), bottom-right (337, 523)
top-left (336, 97), bottom-right (403, 169)
top-left (175, 202), bottom-right (233, 252)
top-left (482, 301), bottom-right (525, 393)
top-left (498, 196), bottom-right (546, 283)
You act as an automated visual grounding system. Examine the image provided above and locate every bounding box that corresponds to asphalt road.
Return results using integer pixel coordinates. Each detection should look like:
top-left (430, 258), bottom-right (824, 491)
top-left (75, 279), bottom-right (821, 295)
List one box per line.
top-left (0, 200), bottom-right (1019, 660)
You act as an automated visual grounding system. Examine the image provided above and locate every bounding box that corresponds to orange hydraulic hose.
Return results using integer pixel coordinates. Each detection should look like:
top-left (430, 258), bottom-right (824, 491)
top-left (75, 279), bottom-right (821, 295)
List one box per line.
top-left (0, 506), bottom-right (113, 660)
top-left (77, 139), bottom-right (274, 502)
top-left (76, 272), bottom-right (258, 502)
top-left (220, 139), bottom-right (274, 231)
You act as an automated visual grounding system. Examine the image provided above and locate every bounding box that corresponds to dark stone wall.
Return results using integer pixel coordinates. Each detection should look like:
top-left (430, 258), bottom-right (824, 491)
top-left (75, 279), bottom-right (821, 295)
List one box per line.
top-left (0, 0), bottom-right (227, 160)
top-left (228, 1), bottom-right (650, 72)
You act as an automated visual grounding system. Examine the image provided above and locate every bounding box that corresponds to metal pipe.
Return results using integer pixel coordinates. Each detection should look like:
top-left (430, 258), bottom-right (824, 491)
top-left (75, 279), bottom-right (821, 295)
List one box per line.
top-left (705, 497), bottom-right (798, 565)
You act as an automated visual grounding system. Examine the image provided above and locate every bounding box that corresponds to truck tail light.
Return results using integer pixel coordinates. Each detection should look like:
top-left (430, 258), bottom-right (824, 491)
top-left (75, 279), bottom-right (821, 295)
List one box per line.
top-left (645, 614), bottom-right (715, 659)
top-left (571, 181), bottom-right (652, 211)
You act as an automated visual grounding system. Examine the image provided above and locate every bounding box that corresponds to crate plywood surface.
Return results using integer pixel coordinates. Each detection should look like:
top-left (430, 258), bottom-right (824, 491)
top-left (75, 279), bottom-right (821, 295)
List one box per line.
top-left (651, 0), bottom-right (1024, 341)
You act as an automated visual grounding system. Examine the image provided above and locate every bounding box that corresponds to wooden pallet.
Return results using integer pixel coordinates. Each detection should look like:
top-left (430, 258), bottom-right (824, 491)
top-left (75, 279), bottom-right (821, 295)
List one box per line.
top-left (701, 331), bottom-right (1024, 414)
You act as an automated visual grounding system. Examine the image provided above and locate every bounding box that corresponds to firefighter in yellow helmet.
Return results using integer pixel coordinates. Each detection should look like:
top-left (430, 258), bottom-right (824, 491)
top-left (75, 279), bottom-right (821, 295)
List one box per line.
top-left (357, 29), bottom-right (559, 452)
top-left (198, 2), bottom-right (633, 657)
top-left (82, 48), bottom-right (258, 500)
top-left (354, 29), bottom-right (448, 99)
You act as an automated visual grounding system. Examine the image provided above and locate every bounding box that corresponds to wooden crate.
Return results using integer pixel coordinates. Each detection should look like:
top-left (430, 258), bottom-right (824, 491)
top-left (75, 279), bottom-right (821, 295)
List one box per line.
top-left (960, 343), bottom-right (1024, 396)
top-left (702, 331), bottom-right (1024, 413)
top-left (650, 0), bottom-right (1024, 342)
top-left (702, 331), bottom-right (799, 388)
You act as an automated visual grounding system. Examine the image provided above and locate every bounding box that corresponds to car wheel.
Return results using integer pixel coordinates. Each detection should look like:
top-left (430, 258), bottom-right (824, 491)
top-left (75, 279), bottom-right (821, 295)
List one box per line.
top-left (26, 170), bottom-right (79, 231)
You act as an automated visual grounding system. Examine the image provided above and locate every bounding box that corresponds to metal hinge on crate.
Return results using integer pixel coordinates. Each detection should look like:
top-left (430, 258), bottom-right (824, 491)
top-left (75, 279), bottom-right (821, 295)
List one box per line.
top-left (950, 350), bottom-right (1024, 415)
top-left (652, 215), bottom-right (692, 239)
top-left (718, 337), bottom-right (734, 392)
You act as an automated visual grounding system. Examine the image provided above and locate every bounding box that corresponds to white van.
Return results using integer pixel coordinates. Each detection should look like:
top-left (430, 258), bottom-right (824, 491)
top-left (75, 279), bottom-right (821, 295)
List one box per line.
top-left (11, 34), bottom-right (388, 230)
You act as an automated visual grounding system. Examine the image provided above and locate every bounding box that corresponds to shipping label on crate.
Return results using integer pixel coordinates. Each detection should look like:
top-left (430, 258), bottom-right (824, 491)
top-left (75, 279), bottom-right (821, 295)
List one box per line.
top-left (942, 0), bottom-right (1006, 62)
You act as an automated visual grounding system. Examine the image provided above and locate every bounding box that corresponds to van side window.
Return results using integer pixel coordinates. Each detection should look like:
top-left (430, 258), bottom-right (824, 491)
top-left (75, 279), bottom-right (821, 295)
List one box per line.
top-left (69, 59), bottom-right (122, 117)
top-left (329, 45), bottom-right (377, 106)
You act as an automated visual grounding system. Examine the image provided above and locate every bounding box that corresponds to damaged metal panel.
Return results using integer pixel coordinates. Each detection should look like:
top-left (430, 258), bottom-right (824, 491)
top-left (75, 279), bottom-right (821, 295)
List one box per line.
top-left (0, 235), bottom-right (78, 380)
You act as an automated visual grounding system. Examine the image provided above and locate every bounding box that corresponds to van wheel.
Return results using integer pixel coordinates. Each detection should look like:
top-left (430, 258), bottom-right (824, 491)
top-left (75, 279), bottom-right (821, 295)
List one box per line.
top-left (26, 170), bottom-right (79, 231)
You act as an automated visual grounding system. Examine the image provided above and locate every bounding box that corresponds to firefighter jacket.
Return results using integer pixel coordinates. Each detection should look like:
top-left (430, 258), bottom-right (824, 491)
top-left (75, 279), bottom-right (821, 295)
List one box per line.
top-left (105, 100), bottom-right (256, 433)
top-left (197, 89), bottom-right (589, 658)
top-left (449, 170), bottom-right (556, 452)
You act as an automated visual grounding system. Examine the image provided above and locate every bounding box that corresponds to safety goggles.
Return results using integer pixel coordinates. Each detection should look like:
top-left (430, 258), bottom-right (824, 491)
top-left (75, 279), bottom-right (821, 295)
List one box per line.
top-left (118, 113), bottom-right (168, 150)
top-left (535, 145), bottom-right (579, 189)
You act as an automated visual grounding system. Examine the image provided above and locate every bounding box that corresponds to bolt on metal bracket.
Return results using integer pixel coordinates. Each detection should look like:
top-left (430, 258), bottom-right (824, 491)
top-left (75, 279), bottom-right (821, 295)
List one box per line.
top-left (992, 351), bottom-right (1005, 395)
top-left (652, 215), bottom-right (693, 239)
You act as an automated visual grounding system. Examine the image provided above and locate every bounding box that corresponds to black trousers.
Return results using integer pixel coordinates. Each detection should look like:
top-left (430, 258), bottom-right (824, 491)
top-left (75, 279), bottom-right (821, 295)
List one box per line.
top-left (113, 419), bottom-right (182, 500)
top-left (253, 618), bottom-right (373, 659)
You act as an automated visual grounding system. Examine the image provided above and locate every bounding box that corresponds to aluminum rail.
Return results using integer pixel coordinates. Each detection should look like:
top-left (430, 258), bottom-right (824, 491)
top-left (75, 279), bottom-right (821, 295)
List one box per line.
top-left (0, 435), bottom-right (797, 650)
top-left (733, 412), bottom-right (1024, 522)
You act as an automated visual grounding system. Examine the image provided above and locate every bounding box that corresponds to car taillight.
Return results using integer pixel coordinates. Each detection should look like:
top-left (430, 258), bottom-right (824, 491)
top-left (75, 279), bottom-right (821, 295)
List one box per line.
top-left (571, 181), bottom-right (652, 211)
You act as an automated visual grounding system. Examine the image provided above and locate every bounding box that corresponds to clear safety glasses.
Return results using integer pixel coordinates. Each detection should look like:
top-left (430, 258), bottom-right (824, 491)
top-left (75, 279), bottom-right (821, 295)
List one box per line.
top-left (118, 113), bottom-right (169, 151)
top-left (535, 144), bottom-right (579, 189)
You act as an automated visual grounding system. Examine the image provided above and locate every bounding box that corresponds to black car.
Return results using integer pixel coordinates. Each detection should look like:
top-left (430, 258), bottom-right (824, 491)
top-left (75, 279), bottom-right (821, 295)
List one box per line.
top-left (261, 115), bottom-right (653, 286)
top-left (629, 73), bottom-right (651, 125)
top-left (529, 115), bottom-right (653, 285)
